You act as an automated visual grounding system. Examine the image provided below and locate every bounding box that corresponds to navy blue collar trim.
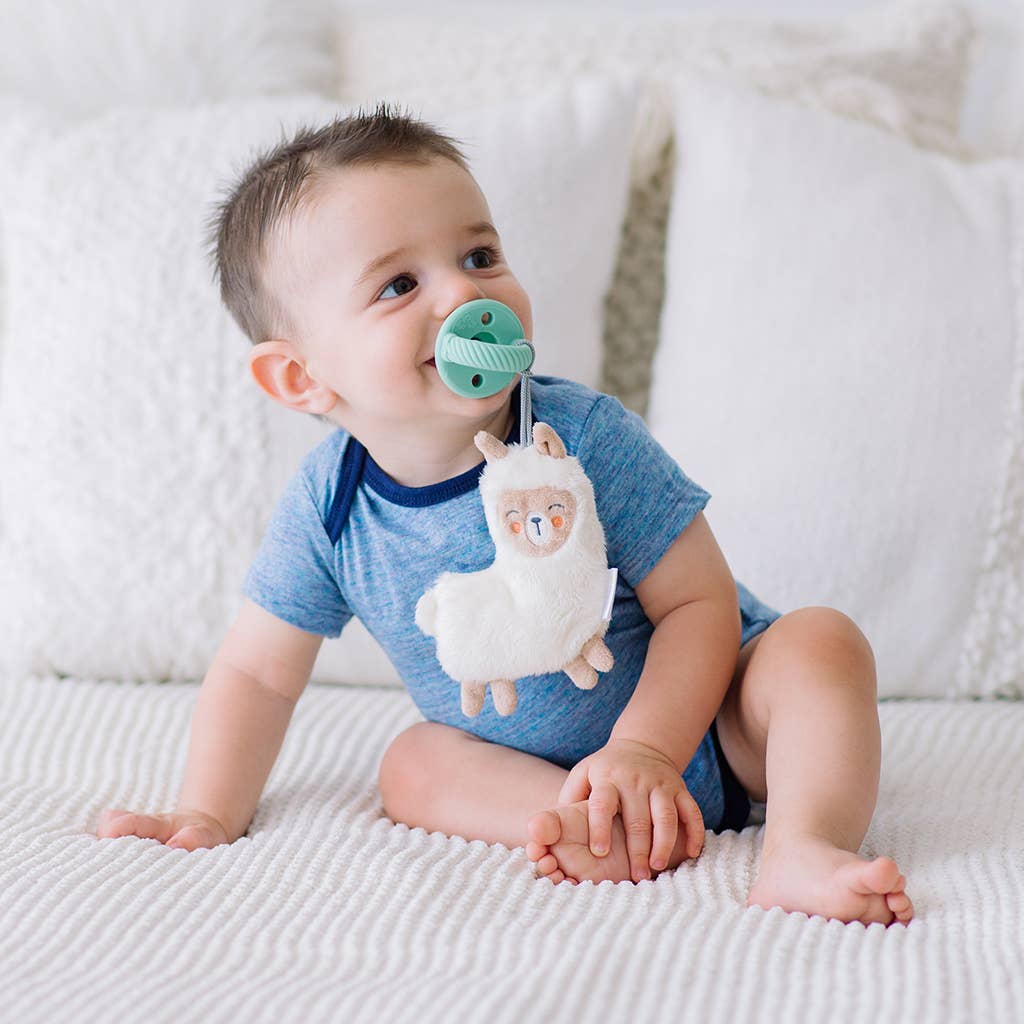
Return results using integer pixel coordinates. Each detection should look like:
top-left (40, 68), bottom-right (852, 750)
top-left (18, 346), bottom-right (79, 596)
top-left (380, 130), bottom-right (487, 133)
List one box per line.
top-left (348, 378), bottom-right (534, 512)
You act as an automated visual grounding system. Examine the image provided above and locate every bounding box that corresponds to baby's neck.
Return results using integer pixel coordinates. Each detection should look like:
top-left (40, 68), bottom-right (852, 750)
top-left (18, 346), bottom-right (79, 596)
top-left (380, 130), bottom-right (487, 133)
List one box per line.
top-left (355, 397), bottom-right (515, 489)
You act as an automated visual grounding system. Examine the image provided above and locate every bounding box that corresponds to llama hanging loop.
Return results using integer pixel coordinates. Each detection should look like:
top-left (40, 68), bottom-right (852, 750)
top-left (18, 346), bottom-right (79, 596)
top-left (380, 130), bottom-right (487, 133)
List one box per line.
top-left (415, 421), bottom-right (618, 717)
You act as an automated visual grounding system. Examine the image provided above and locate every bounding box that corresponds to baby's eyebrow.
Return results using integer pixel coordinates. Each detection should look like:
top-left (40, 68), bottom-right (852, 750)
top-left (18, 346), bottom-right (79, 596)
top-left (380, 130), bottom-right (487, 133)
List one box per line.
top-left (463, 220), bottom-right (498, 239)
top-left (353, 221), bottom-right (499, 290)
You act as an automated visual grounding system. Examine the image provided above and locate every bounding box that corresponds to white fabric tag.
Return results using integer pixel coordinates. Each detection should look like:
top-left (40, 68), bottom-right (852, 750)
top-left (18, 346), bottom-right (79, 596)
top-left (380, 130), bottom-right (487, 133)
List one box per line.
top-left (602, 567), bottom-right (618, 621)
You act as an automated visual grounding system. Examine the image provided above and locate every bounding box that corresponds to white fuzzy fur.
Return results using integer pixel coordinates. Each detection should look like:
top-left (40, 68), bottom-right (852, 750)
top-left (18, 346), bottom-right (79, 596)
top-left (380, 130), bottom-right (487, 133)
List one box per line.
top-left (415, 436), bottom-right (610, 684)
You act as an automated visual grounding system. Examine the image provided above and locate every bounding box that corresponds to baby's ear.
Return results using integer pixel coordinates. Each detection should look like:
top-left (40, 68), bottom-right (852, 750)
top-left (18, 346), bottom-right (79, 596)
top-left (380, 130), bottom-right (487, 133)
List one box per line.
top-left (475, 430), bottom-right (509, 462)
top-left (248, 340), bottom-right (337, 415)
top-left (532, 422), bottom-right (566, 459)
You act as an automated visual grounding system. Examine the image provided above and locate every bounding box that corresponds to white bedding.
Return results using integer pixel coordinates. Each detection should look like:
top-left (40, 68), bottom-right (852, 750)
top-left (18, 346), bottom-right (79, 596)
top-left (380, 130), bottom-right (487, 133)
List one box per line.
top-left (1, 672), bottom-right (1021, 1023)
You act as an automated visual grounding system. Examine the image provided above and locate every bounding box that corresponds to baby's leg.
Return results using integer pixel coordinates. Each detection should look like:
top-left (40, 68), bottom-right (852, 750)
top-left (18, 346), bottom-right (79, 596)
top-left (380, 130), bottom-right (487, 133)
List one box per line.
top-left (378, 723), bottom-right (688, 883)
top-left (715, 607), bottom-right (914, 926)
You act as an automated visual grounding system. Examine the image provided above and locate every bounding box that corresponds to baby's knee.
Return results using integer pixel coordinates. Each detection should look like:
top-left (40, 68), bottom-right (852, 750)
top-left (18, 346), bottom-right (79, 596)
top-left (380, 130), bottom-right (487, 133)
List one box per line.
top-left (768, 606), bottom-right (877, 696)
top-left (377, 721), bottom-right (478, 816)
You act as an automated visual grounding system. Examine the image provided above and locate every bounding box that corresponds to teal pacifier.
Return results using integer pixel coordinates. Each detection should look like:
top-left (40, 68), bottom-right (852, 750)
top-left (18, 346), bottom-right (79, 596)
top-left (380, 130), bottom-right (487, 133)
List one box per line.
top-left (434, 298), bottom-right (534, 399)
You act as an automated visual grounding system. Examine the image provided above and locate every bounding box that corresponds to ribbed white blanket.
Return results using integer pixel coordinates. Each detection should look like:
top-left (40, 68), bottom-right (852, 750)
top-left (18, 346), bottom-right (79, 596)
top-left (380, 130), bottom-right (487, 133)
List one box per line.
top-left (0, 672), bottom-right (1021, 1024)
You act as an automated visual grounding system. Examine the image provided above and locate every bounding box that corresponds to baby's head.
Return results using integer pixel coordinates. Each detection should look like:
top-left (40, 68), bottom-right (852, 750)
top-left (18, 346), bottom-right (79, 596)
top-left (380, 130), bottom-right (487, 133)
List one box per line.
top-left (206, 102), bottom-right (532, 436)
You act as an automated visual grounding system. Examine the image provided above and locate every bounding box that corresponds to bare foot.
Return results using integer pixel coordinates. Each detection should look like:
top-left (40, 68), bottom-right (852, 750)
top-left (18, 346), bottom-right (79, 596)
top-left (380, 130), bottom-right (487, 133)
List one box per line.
top-left (525, 800), bottom-right (636, 884)
top-left (748, 832), bottom-right (914, 926)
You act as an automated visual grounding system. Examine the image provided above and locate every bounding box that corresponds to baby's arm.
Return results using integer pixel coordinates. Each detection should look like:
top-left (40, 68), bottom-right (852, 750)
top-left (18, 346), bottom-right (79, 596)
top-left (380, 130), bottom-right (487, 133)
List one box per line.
top-left (611, 511), bottom-right (741, 765)
top-left (560, 512), bottom-right (741, 880)
top-left (97, 599), bottom-right (323, 848)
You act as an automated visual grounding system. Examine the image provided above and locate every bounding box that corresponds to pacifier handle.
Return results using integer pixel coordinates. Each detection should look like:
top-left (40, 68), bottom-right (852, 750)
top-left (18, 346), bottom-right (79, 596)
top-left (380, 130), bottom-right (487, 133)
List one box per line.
top-left (438, 333), bottom-right (534, 375)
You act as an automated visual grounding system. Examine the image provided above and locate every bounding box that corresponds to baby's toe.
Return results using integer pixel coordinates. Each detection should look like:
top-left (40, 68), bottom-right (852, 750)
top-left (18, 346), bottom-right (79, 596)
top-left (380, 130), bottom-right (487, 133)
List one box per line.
top-left (533, 853), bottom-right (560, 878)
top-left (525, 840), bottom-right (549, 862)
top-left (841, 855), bottom-right (901, 897)
top-left (886, 889), bottom-right (914, 924)
top-left (527, 808), bottom-right (563, 848)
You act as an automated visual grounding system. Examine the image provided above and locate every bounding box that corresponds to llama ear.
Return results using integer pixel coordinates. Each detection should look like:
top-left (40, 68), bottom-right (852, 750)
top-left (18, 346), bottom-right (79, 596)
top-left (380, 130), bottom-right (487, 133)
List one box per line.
top-left (532, 422), bottom-right (566, 459)
top-left (475, 429), bottom-right (509, 462)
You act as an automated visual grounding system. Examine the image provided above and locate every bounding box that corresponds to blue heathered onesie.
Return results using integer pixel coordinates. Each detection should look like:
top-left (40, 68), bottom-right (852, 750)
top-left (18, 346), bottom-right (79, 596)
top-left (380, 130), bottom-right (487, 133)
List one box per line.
top-left (242, 374), bottom-right (782, 832)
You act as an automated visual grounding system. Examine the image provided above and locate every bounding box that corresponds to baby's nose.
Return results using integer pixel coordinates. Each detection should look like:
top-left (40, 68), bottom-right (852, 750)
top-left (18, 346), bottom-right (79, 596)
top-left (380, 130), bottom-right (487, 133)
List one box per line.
top-left (437, 276), bottom-right (488, 318)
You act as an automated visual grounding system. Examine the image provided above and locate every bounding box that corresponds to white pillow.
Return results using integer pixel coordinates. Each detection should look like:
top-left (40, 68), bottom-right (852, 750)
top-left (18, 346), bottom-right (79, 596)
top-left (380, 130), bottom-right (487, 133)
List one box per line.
top-left (0, 0), bottom-right (337, 475)
top-left (646, 74), bottom-right (1022, 700)
top-left (0, 98), bottom-right (45, 416)
top-left (0, 0), bottom-right (336, 117)
top-left (0, 77), bottom-right (639, 685)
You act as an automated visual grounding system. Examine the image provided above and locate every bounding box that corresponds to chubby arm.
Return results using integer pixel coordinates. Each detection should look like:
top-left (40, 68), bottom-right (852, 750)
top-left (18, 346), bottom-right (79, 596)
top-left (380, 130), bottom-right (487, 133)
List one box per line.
top-left (173, 600), bottom-right (324, 842)
top-left (557, 511), bottom-right (741, 879)
top-left (98, 600), bottom-right (324, 848)
top-left (610, 511), bottom-right (742, 771)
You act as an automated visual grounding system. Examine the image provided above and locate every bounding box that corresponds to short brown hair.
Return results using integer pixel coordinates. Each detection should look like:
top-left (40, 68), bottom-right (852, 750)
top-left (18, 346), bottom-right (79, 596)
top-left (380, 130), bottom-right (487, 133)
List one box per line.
top-left (205, 101), bottom-right (470, 345)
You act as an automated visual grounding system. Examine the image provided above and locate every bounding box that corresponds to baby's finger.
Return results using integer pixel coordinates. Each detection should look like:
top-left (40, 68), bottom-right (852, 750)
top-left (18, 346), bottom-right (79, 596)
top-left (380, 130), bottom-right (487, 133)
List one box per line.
top-left (96, 808), bottom-right (132, 836)
top-left (675, 788), bottom-right (706, 859)
top-left (558, 763), bottom-right (590, 806)
top-left (586, 782), bottom-right (619, 857)
top-left (97, 810), bottom-right (173, 843)
top-left (620, 788), bottom-right (654, 881)
top-left (649, 788), bottom-right (678, 872)
top-left (166, 824), bottom-right (217, 852)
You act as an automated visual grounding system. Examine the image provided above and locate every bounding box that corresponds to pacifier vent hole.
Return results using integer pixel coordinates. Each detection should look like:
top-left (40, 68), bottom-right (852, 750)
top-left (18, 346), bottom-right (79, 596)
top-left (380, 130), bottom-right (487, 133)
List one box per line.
top-left (472, 331), bottom-right (497, 346)
top-left (471, 373), bottom-right (483, 388)
top-left (481, 312), bottom-right (492, 324)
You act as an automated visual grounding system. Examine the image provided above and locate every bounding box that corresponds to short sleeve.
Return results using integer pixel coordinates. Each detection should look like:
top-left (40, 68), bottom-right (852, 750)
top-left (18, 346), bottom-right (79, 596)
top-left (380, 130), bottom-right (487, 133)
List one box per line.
top-left (575, 394), bottom-right (711, 588)
top-left (242, 467), bottom-right (354, 638)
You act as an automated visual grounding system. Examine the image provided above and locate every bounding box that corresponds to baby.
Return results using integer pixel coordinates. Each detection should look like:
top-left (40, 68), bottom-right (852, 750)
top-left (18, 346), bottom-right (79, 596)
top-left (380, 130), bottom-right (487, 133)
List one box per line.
top-left (97, 102), bottom-right (913, 927)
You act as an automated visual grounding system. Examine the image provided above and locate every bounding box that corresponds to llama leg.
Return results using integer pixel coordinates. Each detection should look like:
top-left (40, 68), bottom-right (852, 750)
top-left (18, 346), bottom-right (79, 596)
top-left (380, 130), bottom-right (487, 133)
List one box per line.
top-left (563, 655), bottom-right (598, 690)
top-left (581, 635), bottom-right (613, 672)
top-left (461, 682), bottom-right (487, 717)
top-left (491, 679), bottom-right (518, 716)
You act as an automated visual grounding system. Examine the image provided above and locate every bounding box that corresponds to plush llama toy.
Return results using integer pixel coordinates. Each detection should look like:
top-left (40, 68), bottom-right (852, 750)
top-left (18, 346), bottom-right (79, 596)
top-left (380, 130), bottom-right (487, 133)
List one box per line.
top-left (414, 421), bottom-right (616, 717)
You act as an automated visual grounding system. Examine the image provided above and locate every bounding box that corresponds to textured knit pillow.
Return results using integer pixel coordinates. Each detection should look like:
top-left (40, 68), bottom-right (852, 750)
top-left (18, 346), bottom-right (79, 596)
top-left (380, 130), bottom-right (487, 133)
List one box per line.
top-left (0, 77), bottom-right (639, 684)
top-left (334, 0), bottom-right (976, 415)
top-left (646, 74), bottom-right (1023, 700)
top-left (0, 0), bottom-right (336, 116)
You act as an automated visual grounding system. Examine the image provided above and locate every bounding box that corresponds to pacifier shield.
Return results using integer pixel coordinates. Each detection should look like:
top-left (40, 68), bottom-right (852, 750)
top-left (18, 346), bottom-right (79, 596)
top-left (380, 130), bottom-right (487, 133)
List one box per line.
top-left (434, 298), bottom-right (532, 398)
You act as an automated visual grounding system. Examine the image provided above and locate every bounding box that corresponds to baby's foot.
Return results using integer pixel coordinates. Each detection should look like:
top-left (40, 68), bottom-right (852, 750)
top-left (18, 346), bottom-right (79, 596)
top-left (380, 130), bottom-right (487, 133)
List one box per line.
top-left (748, 832), bottom-right (914, 926)
top-left (525, 800), bottom-right (635, 884)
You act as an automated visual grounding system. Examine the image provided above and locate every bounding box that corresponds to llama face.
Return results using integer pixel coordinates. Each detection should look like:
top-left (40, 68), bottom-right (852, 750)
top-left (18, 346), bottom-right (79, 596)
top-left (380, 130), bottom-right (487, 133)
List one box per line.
top-left (498, 485), bottom-right (578, 556)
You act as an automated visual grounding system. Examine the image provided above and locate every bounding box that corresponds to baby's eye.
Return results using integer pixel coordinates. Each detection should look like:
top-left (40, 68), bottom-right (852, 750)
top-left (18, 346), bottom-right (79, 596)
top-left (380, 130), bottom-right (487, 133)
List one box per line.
top-left (463, 245), bottom-right (501, 270)
top-left (378, 274), bottom-right (417, 301)
top-left (376, 246), bottom-right (501, 301)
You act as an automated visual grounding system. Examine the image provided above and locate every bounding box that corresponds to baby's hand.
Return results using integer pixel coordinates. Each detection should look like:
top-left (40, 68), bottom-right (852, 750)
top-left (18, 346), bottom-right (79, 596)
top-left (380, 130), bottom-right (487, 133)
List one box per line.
top-left (558, 738), bottom-right (705, 882)
top-left (96, 807), bottom-right (231, 851)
